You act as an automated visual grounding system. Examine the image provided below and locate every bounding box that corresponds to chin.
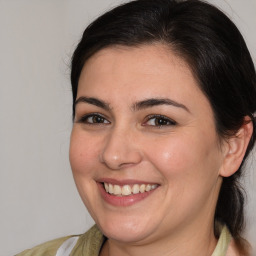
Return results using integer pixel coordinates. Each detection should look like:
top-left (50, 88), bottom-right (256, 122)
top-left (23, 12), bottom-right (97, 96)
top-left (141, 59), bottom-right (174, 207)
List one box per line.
top-left (96, 215), bottom-right (157, 243)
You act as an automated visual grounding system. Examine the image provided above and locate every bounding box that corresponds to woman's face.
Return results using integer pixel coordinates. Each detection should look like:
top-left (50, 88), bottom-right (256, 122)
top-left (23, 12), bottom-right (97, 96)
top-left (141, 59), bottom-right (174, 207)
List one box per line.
top-left (70, 44), bottom-right (225, 244)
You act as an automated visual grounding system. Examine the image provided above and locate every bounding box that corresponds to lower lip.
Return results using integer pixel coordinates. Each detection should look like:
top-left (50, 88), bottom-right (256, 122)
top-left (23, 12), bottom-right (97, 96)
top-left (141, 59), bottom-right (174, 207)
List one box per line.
top-left (97, 183), bottom-right (157, 207)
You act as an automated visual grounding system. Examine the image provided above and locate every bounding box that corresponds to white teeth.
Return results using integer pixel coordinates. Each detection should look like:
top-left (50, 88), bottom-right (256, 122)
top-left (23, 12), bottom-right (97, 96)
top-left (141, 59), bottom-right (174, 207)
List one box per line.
top-left (122, 185), bottom-right (132, 196)
top-left (104, 183), bottom-right (109, 193)
top-left (108, 184), bottom-right (114, 194)
top-left (132, 184), bottom-right (140, 194)
top-left (103, 183), bottom-right (158, 196)
top-left (151, 184), bottom-right (158, 189)
top-left (145, 184), bottom-right (151, 192)
top-left (113, 185), bottom-right (122, 195)
top-left (140, 184), bottom-right (146, 193)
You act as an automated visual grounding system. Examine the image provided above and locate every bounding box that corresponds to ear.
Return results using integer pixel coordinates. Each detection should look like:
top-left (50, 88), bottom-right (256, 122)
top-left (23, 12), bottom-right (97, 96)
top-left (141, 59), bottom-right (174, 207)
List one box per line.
top-left (219, 116), bottom-right (253, 178)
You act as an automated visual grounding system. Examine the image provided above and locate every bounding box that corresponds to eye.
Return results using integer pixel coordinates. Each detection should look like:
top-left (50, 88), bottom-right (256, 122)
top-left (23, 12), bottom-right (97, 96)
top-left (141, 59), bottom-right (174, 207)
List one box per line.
top-left (78, 113), bottom-right (110, 125)
top-left (143, 115), bottom-right (176, 127)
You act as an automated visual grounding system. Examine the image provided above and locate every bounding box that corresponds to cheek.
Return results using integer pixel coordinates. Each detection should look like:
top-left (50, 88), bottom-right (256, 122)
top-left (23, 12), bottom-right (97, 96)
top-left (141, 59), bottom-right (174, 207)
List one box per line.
top-left (147, 138), bottom-right (193, 174)
top-left (69, 129), bottom-right (101, 209)
top-left (146, 134), bottom-right (222, 217)
top-left (69, 129), bottom-right (98, 176)
top-left (145, 133), bottom-right (220, 180)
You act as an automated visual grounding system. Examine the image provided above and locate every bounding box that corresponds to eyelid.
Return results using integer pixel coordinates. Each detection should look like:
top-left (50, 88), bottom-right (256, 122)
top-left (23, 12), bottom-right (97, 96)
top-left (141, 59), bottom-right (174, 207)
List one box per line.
top-left (142, 114), bottom-right (177, 126)
top-left (76, 112), bottom-right (110, 124)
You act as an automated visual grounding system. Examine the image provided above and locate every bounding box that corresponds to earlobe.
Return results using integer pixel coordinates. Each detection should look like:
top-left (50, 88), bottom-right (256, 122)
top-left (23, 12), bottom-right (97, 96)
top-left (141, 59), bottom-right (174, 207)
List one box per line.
top-left (219, 117), bottom-right (253, 178)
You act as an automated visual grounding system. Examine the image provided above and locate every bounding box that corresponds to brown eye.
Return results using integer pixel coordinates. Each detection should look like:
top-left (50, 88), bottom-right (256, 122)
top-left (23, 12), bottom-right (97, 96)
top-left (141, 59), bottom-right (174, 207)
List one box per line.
top-left (79, 114), bottom-right (110, 124)
top-left (144, 115), bottom-right (176, 127)
top-left (91, 115), bottom-right (105, 123)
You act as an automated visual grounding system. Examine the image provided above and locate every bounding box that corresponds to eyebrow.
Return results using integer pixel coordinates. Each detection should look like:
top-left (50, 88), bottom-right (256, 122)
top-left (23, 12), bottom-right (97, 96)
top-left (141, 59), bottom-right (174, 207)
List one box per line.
top-left (74, 96), bottom-right (111, 111)
top-left (74, 96), bottom-right (189, 113)
top-left (132, 98), bottom-right (190, 112)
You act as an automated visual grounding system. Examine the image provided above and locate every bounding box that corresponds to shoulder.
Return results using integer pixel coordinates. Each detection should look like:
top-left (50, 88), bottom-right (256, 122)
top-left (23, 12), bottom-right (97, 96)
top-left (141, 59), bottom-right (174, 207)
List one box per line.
top-left (71, 225), bottom-right (105, 255)
top-left (15, 236), bottom-right (78, 256)
top-left (15, 225), bottom-right (104, 256)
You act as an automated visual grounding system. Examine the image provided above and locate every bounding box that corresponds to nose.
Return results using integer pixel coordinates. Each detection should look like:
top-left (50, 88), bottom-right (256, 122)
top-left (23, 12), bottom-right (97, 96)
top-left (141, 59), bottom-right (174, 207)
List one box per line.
top-left (99, 127), bottom-right (143, 170)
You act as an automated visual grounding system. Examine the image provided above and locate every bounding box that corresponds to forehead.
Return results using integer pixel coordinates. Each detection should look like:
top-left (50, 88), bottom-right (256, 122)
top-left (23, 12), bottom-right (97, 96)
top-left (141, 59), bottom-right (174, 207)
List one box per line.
top-left (84, 44), bottom-right (187, 69)
top-left (78, 44), bottom-right (200, 97)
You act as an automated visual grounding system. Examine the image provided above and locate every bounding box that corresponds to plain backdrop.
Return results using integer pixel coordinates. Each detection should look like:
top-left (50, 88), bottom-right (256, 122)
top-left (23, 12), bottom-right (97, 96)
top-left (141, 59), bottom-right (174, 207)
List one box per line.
top-left (0, 1), bottom-right (255, 255)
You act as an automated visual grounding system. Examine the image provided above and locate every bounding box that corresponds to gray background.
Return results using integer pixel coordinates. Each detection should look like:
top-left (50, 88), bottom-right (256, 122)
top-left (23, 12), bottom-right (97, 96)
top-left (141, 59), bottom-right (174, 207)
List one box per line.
top-left (0, 1), bottom-right (255, 255)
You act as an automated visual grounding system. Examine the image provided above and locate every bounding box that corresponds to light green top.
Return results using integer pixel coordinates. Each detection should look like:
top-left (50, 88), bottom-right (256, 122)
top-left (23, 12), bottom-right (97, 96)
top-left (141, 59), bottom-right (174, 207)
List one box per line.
top-left (16, 224), bottom-right (232, 256)
top-left (212, 225), bottom-right (232, 256)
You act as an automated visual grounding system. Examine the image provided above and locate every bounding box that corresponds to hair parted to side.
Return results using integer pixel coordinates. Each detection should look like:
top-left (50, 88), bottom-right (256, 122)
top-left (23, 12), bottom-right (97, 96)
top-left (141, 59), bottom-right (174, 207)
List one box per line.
top-left (71, 0), bottom-right (256, 253)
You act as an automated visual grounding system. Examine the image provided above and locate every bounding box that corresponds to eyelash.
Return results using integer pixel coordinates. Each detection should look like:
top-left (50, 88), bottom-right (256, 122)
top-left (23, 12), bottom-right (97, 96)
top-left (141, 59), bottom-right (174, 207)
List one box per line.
top-left (143, 114), bottom-right (177, 127)
top-left (77, 113), bottom-right (177, 127)
top-left (77, 113), bottom-right (110, 125)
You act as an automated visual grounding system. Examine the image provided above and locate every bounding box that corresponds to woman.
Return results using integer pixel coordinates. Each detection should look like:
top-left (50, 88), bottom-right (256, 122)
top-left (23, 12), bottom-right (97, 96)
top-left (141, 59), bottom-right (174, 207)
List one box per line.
top-left (17, 0), bottom-right (256, 255)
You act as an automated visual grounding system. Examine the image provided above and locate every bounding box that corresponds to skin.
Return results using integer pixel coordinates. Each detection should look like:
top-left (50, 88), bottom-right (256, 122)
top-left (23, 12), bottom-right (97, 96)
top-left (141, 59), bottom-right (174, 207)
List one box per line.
top-left (69, 44), bottom-right (252, 256)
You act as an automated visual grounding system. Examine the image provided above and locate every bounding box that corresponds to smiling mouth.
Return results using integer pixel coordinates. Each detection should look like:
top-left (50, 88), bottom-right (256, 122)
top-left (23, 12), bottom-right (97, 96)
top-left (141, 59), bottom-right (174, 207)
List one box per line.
top-left (103, 183), bottom-right (159, 196)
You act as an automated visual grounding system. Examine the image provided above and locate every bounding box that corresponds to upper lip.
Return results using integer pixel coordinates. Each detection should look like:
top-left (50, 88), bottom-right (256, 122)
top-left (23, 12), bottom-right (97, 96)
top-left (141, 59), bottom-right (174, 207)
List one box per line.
top-left (97, 178), bottom-right (159, 186)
